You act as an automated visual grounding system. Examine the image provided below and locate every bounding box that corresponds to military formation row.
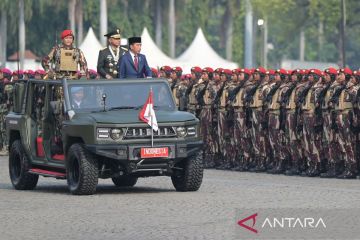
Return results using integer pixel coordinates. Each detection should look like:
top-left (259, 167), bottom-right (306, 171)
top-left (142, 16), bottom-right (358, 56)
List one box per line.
top-left (160, 65), bottom-right (360, 179)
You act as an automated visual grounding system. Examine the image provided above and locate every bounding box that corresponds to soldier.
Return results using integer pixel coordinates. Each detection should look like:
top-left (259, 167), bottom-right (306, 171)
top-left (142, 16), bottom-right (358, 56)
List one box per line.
top-left (170, 67), bottom-right (183, 110)
top-left (215, 68), bottom-right (238, 169)
top-left (42, 29), bottom-right (88, 80)
top-left (266, 69), bottom-right (288, 173)
top-left (97, 29), bottom-right (127, 79)
top-left (284, 69), bottom-right (307, 175)
top-left (11, 70), bottom-right (24, 81)
top-left (247, 67), bottom-right (268, 172)
top-left (327, 68), bottom-right (358, 178)
top-left (0, 68), bottom-right (12, 155)
top-left (196, 67), bottom-right (221, 168)
top-left (89, 69), bottom-right (99, 79)
top-left (151, 68), bottom-right (158, 78)
top-left (320, 68), bottom-right (346, 178)
top-left (159, 65), bottom-right (172, 80)
top-left (300, 69), bottom-right (324, 177)
top-left (187, 66), bottom-right (203, 117)
top-left (177, 74), bottom-right (190, 111)
top-left (230, 68), bottom-right (254, 171)
top-left (34, 69), bottom-right (46, 80)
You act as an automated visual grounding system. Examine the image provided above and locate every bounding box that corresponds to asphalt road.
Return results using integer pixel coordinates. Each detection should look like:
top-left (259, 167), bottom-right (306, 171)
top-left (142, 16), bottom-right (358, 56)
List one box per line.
top-left (1, 156), bottom-right (360, 240)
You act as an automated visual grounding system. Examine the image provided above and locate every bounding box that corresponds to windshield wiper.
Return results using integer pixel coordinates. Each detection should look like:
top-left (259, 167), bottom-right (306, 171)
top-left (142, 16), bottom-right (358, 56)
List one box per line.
top-left (108, 105), bottom-right (143, 111)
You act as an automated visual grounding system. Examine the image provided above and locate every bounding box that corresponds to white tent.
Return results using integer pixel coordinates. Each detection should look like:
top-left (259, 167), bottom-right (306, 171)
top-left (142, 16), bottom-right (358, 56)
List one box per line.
top-left (79, 27), bottom-right (104, 70)
top-left (140, 28), bottom-right (180, 69)
top-left (177, 28), bottom-right (238, 70)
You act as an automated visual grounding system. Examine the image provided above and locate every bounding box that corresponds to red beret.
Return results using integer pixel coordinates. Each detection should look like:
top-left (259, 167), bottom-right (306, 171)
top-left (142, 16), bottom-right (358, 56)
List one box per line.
top-left (191, 66), bottom-right (202, 73)
top-left (214, 68), bottom-right (223, 73)
top-left (309, 69), bottom-right (323, 77)
top-left (1, 68), bottom-right (12, 75)
top-left (61, 29), bottom-right (74, 40)
top-left (151, 67), bottom-right (158, 75)
top-left (25, 70), bottom-right (35, 75)
top-left (291, 69), bottom-right (301, 75)
top-left (232, 68), bottom-right (241, 74)
top-left (35, 69), bottom-right (46, 75)
top-left (338, 67), bottom-right (353, 75)
top-left (353, 70), bottom-right (360, 76)
top-left (202, 67), bottom-right (214, 73)
top-left (160, 65), bottom-right (172, 72)
top-left (275, 68), bottom-right (288, 75)
top-left (240, 68), bottom-right (251, 75)
top-left (13, 70), bottom-right (24, 75)
top-left (266, 69), bottom-right (275, 75)
top-left (221, 69), bottom-right (232, 75)
top-left (254, 67), bottom-right (267, 74)
top-left (185, 74), bottom-right (192, 79)
top-left (324, 67), bottom-right (338, 75)
top-left (172, 66), bottom-right (182, 72)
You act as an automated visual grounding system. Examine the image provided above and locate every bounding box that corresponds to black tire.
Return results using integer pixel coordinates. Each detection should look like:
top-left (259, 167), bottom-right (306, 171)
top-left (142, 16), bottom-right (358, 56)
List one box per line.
top-left (66, 143), bottom-right (98, 195)
top-left (9, 140), bottom-right (39, 190)
top-left (112, 176), bottom-right (138, 187)
top-left (171, 153), bottom-right (204, 192)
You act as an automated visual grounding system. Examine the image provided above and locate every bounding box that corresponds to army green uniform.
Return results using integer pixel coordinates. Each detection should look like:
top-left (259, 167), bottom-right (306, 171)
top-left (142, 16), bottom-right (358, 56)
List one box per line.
top-left (97, 46), bottom-right (127, 78)
top-left (42, 45), bottom-right (88, 80)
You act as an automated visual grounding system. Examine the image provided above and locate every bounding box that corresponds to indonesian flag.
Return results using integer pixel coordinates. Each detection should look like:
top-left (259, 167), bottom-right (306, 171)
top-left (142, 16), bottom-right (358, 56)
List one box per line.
top-left (139, 89), bottom-right (159, 131)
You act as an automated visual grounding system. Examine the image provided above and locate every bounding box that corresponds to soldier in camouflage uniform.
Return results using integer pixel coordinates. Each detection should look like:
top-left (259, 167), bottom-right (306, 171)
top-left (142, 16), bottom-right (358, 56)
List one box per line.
top-left (328, 68), bottom-right (358, 178)
top-left (42, 29), bottom-right (88, 80)
top-left (247, 67), bottom-right (268, 172)
top-left (176, 74), bottom-right (190, 111)
top-left (320, 68), bottom-right (346, 177)
top-left (0, 68), bottom-right (12, 155)
top-left (196, 67), bottom-right (221, 168)
top-left (34, 69), bottom-right (46, 80)
top-left (159, 65), bottom-right (172, 80)
top-left (170, 67), bottom-right (183, 110)
top-left (187, 66), bottom-right (203, 117)
top-left (215, 69), bottom-right (238, 169)
top-left (230, 68), bottom-right (254, 171)
top-left (284, 69), bottom-right (307, 175)
top-left (11, 70), bottom-right (24, 81)
top-left (266, 69), bottom-right (288, 174)
top-left (300, 69), bottom-right (324, 177)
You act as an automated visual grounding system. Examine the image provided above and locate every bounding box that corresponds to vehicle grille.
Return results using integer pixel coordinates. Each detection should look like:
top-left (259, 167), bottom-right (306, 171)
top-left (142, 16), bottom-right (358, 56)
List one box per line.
top-left (124, 126), bottom-right (177, 139)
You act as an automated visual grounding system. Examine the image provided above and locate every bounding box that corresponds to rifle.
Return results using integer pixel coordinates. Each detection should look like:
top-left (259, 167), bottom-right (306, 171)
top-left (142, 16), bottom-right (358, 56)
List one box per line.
top-left (295, 83), bottom-right (313, 107)
top-left (228, 80), bottom-right (246, 103)
top-left (329, 84), bottom-right (346, 130)
top-left (214, 81), bottom-right (227, 106)
top-left (280, 82), bottom-right (297, 106)
top-left (264, 82), bottom-right (281, 104)
top-left (244, 81), bottom-right (260, 105)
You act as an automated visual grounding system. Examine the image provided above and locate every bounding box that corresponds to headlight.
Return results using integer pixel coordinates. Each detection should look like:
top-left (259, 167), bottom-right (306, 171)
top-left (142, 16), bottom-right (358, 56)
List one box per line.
top-left (176, 126), bottom-right (187, 137)
top-left (187, 126), bottom-right (197, 137)
top-left (110, 128), bottom-right (123, 140)
top-left (97, 128), bottom-right (110, 138)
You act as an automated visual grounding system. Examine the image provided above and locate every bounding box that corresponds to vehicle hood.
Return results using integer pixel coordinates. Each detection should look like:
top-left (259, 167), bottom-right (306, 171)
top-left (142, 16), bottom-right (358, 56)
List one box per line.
top-left (79, 110), bottom-right (196, 124)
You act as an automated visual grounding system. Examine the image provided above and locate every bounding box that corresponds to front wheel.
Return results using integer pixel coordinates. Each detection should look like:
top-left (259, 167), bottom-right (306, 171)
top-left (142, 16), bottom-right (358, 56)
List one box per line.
top-left (171, 153), bottom-right (204, 192)
top-left (9, 140), bottom-right (39, 190)
top-left (66, 143), bottom-right (98, 195)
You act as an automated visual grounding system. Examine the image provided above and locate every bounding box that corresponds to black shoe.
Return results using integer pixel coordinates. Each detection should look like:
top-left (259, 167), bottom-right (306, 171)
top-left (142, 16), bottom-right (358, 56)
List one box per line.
top-left (285, 168), bottom-right (300, 176)
top-left (307, 169), bottom-right (320, 177)
top-left (337, 170), bottom-right (357, 179)
top-left (320, 169), bottom-right (338, 178)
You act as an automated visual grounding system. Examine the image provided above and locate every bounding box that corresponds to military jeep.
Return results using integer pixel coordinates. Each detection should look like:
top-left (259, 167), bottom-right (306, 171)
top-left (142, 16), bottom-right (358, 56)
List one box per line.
top-left (6, 79), bottom-right (203, 195)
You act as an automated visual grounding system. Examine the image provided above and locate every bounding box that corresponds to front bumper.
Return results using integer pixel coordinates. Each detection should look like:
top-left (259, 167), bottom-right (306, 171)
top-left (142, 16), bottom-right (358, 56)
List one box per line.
top-left (84, 140), bottom-right (203, 161)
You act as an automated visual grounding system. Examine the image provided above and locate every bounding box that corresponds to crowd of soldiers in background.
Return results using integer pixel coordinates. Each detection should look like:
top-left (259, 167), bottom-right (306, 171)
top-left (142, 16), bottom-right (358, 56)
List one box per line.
top-left (1, 65), bottom-right (360, 180)
top-left (154, 65), bottom-right (360, 179)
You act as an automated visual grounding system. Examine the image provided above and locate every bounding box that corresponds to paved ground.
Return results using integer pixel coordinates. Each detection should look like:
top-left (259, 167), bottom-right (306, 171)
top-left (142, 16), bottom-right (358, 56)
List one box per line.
top-left (1, 156), bottom-right (360, 240)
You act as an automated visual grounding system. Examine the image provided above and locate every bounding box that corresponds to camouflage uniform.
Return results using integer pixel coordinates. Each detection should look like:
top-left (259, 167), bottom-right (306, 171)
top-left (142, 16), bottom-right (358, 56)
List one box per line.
top-left (197, 79), bottom-right (221, 168)
top-left (231, 80), bottom-right (254, 170)
top-left (301, 76), bottom-right (325, 177)
top-left (176, 80), bottom-right (188, 111)
top-left (42, 44), bottom-right (88, 80)
top-left (329, 80), bottom-right (358, 178)
top-left (187, 79), bottom-right (202, 117)
top-left (0, 81), bottom-right (7, 151)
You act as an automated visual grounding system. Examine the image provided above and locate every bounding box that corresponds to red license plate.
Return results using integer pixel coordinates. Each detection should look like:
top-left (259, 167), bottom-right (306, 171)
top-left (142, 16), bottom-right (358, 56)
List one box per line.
top-left (140, 147), bottom-right (169, 158)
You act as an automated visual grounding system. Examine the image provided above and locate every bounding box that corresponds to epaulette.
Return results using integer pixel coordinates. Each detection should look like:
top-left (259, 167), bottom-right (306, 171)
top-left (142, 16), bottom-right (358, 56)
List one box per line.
top-left (101, 47), bottom-right (107, 50)
top-left (121, 47), bottom-right (128, 51)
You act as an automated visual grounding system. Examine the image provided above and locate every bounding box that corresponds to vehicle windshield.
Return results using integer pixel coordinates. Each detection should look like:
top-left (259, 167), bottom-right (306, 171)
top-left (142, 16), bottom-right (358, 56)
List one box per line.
top-left (68, 81), bottom-right (175, 112)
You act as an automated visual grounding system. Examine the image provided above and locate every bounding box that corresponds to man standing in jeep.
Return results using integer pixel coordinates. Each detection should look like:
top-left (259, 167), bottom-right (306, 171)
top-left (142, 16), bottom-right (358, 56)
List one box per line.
top-left (42, 29), bottom-right (89, 80)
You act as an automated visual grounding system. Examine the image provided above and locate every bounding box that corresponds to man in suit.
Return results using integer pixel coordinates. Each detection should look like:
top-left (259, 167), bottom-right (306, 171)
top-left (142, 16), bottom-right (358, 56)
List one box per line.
top-left (97, 29), bottom-right (128, 79)
top-left (71, 87), bottom-right (85, 109)
top-left (118, 37), bottom-right (152, 79)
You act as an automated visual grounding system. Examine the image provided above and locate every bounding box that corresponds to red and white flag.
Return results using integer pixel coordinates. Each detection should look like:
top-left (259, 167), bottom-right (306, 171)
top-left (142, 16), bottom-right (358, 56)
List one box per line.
top-left (139, 89), bottom-right (158, 131)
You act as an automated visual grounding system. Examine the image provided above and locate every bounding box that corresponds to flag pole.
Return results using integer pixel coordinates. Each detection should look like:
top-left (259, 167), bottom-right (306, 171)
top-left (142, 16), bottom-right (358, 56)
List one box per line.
top-left (151, 87), bottom-right (154, 147)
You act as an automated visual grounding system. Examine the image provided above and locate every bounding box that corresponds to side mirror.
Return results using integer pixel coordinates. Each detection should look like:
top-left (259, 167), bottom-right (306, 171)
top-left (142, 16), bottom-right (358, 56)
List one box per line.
top-left (13, 82), bottom-right (26, 113)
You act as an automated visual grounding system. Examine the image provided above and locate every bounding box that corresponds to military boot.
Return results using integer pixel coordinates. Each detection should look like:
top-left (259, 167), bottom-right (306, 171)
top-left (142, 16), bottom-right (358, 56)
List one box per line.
top-left (255, 157), bottom-right (267, 172)
top-left (285, 159), bottom-right (300, 176)
top-left (320, 162), bottom-right (339, 178)
top-left (204, 154), bottom-right (216, 169)
top-left (270, 159), bottom-right (285, 174)
top-left (307, 162), bottom-right (320, 177)
top-left (337, 163), bottom-right (357, 179)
